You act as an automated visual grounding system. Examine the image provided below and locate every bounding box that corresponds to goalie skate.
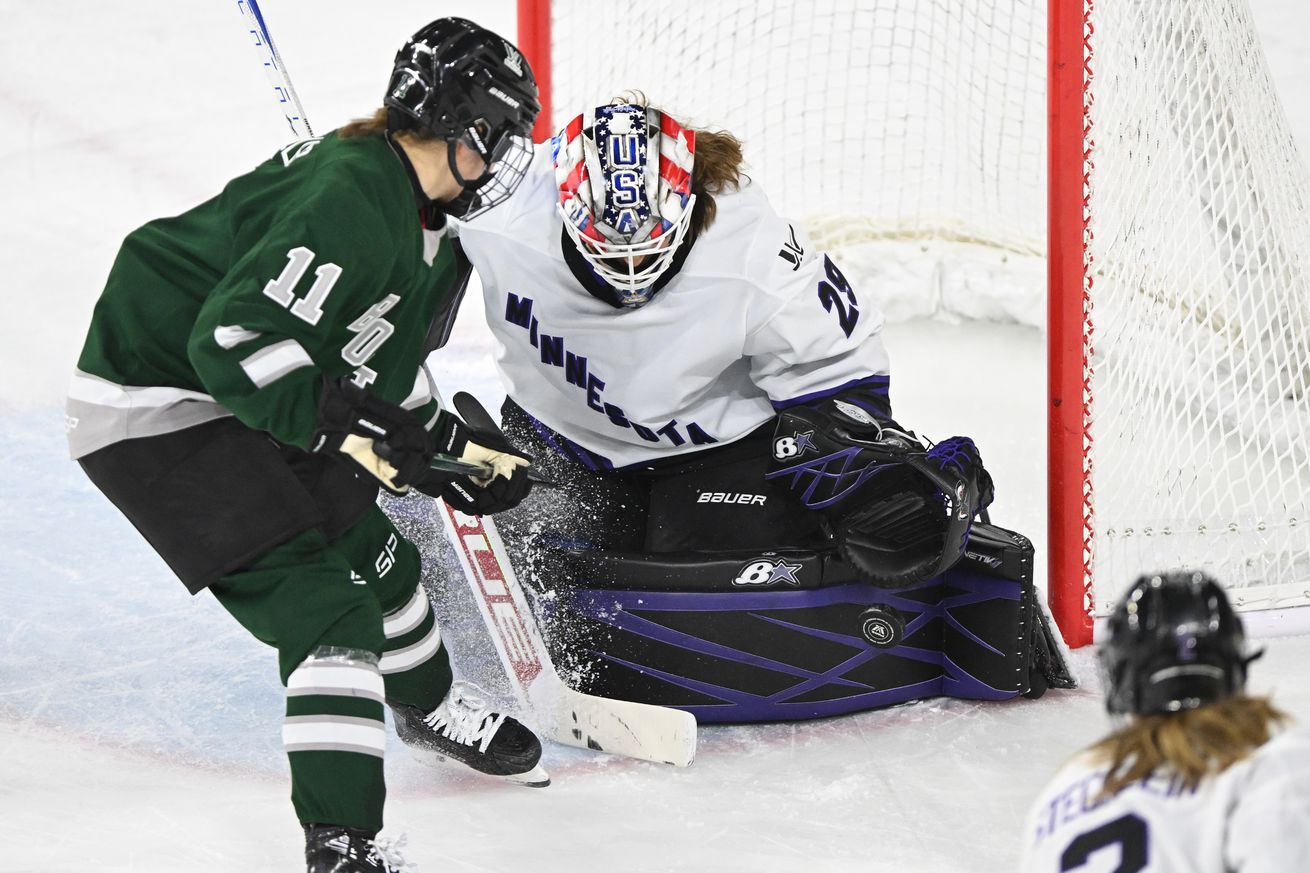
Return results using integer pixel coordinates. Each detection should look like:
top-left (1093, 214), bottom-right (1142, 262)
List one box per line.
top-left (390, 683), bottom-right (549, 787)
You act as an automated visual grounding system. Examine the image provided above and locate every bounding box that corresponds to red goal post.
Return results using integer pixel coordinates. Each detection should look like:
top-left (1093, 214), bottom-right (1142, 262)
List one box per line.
top-left (1048, 0), bottom-right (1094, 646)
top-left (516, 0), bottom-right (1310, 648)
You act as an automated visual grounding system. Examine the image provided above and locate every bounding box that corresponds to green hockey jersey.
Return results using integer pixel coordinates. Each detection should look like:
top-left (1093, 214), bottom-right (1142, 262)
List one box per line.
top-left (67, 132), bottom-right (463, 459)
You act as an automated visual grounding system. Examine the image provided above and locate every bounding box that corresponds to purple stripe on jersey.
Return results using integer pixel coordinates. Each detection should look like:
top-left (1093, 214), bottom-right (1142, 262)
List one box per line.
top-left (771, 374), bottom-right (891, 410)
top-left (524, 414), bottom-right (586, 468)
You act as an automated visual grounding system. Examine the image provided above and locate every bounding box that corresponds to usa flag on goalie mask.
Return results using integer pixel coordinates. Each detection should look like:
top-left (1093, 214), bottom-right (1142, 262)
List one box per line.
top-left (553, 102), bottom-right (696, 245)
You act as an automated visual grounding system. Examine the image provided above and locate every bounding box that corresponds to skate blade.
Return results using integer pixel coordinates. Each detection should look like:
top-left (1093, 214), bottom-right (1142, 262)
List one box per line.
top-left (404, 745), bottom-right (551, 788)
top-left (503, 762), bottom-right (551, 788)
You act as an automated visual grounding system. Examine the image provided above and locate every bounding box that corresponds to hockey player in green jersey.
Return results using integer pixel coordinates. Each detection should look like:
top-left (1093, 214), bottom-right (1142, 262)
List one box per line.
top-left (67, 19), bottom-right (542, 873)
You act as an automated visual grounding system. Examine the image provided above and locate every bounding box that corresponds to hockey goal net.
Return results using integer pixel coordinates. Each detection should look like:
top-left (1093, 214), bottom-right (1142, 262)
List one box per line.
top-left (517, 0), bottom-right (1310, 646)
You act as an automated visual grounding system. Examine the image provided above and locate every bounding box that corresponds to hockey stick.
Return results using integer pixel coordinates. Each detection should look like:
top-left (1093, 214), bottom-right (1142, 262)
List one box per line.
top-left (437, 395), bottom-right (692, 764)
top-left (429, 454), bottom-right (558, 488)
top-left (235, 0), bottom-right (314, 138)
top-left (436, 501), bottom-right (697, 766)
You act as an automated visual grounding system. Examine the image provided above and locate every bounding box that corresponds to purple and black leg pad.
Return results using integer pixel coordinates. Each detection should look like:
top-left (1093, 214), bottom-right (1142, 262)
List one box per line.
top-left (526, 523), bottom-right (1075, 723)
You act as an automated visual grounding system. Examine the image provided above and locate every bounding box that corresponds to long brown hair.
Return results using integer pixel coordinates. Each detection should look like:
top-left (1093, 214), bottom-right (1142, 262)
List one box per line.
top-left (688, 126), bottom-right (745, 236)
top-left (1090, 696), bottom-right (1287, 797)
top-left (338, 107), bottom-right (439, 141)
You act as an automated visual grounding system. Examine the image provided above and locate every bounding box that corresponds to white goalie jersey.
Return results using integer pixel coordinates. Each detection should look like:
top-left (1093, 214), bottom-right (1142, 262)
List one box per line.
top-left (1020, 728), bottom-right (1310, 872)
top-left (452, 144), bottom-right (891, 469)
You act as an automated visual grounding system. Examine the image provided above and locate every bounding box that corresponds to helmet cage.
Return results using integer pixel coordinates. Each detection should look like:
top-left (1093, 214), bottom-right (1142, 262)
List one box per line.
top-left (445, 129), bottom-right (534, 219)
top-left (554, 103), bottom-right (697, 307)
top-left (561, 202), bottom-right (696, 306)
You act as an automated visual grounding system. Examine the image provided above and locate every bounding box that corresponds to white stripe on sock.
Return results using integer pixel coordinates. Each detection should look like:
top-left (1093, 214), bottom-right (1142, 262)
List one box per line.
top-left (382, 588), bottom-right (431, 639)
top-left (379, 622), bottom-right (442, 675)
top-left (282, 715), bottom-right (386, 757)
top-left (286, 660), bottom-right (384, 703)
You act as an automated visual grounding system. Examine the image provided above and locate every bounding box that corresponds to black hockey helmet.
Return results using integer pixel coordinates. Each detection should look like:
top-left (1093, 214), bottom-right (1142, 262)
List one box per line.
top-left (1100, 570), bottom-right (1259, 715)
top-left (385, 17), bottom-right (540, 218)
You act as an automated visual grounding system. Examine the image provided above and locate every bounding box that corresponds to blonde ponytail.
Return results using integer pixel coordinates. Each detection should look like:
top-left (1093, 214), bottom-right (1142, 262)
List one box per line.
top-left (1091, 696), bottom-right (1287, 797)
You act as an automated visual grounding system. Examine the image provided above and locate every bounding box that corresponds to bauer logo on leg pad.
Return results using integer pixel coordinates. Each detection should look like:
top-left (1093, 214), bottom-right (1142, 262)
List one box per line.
top-left (696, 492), bottom-right (767, 505)
top-left (732, 555), bottom-right (802, 587)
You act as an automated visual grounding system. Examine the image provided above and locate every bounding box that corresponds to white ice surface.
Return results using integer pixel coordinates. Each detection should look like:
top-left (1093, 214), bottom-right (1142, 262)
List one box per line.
top-left (3, 2), bottom-right (1310, 871)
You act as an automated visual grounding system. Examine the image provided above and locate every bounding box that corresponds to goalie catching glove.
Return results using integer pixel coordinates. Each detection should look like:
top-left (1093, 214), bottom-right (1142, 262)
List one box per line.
top-left (312, 379), bottom-right (532, 514)
top-left (764, 398), bottom-right (994, 588)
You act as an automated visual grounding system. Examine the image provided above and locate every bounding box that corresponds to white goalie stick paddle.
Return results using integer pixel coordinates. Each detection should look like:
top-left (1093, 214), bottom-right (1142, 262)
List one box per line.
top-left (436, 501), bottom-right (697, 766)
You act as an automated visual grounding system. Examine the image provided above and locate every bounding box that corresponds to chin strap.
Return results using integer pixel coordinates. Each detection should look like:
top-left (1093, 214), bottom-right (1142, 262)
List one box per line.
top-left (445, 136), bottom-right (493, 189)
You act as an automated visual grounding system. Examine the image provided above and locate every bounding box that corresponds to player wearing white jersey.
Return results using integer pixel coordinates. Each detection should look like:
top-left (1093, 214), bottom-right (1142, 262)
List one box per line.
top-left (439, 97), bottom-right (1079, 720)
top-left (1020, 571), bottom-right (1310, 872)
top-left (454, 99), bottom-right (994, 586)
top-left (457, 111), bottom-right (889, 469)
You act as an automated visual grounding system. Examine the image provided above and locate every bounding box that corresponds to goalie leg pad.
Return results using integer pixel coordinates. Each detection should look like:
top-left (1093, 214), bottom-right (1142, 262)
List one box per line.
top-left (524, 522), bottom-right (1073, 723)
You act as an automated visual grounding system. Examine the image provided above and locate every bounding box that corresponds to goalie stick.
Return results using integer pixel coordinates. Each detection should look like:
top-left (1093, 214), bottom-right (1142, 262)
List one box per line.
top-left (232, 4), bottom-right (695, 766)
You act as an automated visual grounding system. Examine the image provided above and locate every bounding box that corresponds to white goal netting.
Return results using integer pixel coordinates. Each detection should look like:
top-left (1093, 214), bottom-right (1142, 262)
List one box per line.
top-left (1085, 0), bottom-right (1310, 615)
top-left (540, 0), bottom-right (1310, 625)
top-left (544, 0), bottom-right (1047, 324)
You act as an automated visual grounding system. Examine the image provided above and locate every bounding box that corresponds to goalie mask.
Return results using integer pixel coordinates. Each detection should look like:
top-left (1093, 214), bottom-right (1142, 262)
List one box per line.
top-left (1100, 571), bottom-right (1259, 715)
top-left (385, 18), bottom-right (540, 219)
top-left (554, 102), bottom-right (697, 308)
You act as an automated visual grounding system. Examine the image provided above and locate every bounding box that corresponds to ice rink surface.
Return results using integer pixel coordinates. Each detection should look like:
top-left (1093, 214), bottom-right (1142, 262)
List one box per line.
top-left (3, 2), bottom-right (1309, 871)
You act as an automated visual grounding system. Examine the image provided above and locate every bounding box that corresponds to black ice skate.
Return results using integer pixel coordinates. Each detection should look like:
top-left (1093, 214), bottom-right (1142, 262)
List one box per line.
top-left (390, 682), bottom-right (549, 787)
top-left (304, 824), bottom-right (411, 873)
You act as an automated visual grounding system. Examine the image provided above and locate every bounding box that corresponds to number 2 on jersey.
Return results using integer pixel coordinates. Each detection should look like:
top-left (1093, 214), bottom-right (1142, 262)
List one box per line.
top-left (263, 246), bottom-right (341, 326)
top-left (816, 254), bottom-right (859, 337)
top-left (1060, 814), bottom-right (1148, 873)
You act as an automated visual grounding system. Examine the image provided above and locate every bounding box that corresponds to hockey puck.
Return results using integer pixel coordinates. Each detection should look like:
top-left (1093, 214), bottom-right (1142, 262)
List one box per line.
top-left (858, 606), bottom-right (904, 648)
